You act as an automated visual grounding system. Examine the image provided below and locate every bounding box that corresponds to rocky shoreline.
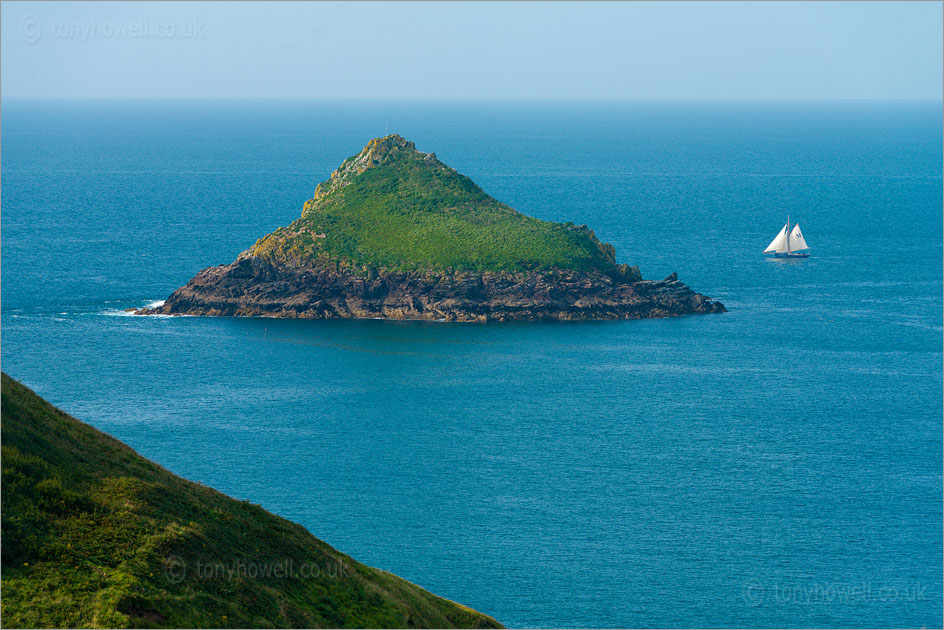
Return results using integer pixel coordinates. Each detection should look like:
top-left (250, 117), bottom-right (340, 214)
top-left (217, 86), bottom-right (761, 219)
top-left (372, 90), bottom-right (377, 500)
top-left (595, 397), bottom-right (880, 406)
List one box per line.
top-left (138, 256), bottom-right (725, 322)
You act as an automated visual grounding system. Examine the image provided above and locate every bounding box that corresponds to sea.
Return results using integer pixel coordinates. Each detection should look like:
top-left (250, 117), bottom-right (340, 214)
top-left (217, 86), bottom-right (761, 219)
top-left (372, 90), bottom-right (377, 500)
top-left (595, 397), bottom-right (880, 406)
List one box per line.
top-left (2, 99), bottom-right (942, 628)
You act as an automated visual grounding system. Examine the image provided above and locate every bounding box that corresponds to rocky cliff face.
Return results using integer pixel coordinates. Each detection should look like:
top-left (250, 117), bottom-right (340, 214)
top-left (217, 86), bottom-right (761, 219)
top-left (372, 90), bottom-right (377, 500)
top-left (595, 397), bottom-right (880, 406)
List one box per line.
top-left (141, 135), bottom-right (725, 321)
top-left (141, 258), bottom-right (724, 321)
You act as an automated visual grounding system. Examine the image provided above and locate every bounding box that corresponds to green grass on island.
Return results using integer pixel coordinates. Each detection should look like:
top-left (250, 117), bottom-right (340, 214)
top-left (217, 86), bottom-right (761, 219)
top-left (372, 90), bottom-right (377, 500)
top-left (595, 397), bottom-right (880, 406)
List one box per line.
top-left (248, 135), bottom-right (619, 272)
top-left (0, 373), bottom-right (501, 629)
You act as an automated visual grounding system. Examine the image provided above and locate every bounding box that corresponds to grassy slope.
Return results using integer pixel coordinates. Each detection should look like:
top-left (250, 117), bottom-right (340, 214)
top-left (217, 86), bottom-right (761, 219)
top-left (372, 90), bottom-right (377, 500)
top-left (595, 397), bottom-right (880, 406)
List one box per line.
top-left (249, 136), bottom-right (616, 272)
top-left (0, 374), bottom-right (501, 629)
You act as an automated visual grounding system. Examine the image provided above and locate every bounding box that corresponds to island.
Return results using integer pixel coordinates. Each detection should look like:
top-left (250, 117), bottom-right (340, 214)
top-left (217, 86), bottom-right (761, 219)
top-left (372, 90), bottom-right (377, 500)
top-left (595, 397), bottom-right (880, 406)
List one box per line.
top-left (139, 135), bottom-right (724, 321)
top-left (0, 373), bottom-right (501, 628)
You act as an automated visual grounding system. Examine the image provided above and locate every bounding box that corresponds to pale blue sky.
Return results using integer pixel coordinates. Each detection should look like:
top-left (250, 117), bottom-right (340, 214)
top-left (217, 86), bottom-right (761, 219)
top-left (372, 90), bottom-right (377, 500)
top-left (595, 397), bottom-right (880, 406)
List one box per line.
top-left (2, 1), bottom-right (941, 99)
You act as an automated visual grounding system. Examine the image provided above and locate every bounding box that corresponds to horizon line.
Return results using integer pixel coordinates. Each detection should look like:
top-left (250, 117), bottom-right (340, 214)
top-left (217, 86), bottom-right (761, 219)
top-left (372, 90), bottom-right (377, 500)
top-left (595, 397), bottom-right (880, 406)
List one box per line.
top-left (3, 96), bottom-right (942, 103)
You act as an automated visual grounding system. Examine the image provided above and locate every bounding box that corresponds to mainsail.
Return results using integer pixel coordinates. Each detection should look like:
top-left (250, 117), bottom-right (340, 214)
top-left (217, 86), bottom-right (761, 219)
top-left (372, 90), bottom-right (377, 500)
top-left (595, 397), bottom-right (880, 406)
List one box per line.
top-left (790, 224), bottom-right (809, 251)
top-left (764, 223), bottom-right (789, 253)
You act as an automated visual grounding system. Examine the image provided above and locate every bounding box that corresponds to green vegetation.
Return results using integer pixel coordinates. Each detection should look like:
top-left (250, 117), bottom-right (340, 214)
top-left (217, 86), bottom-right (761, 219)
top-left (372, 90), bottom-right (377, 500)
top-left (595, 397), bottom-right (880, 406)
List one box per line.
top-left (0, 373), bottom-right (501, 629)
top-left (249, 135), bottom-right (618, 272)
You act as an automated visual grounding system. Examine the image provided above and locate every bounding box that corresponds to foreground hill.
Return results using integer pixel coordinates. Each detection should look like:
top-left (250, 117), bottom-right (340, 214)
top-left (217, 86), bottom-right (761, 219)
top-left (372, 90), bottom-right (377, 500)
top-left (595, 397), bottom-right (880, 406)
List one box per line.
top-left (0, 373), bottom-right (501, 629)
top-left (142, 135), bottom-right (723, 321)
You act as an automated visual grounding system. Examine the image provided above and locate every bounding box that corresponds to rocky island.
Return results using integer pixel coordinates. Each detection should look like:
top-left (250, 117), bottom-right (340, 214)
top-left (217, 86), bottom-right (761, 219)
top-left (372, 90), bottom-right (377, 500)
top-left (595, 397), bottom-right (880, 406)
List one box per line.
top-left (140, 135), bottom-right (724, 321)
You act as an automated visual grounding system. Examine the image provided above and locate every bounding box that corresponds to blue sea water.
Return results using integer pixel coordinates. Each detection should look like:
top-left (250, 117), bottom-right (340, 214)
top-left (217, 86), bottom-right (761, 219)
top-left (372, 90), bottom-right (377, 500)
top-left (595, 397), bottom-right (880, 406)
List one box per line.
top-left (2, 100), bottom-right (942, 628)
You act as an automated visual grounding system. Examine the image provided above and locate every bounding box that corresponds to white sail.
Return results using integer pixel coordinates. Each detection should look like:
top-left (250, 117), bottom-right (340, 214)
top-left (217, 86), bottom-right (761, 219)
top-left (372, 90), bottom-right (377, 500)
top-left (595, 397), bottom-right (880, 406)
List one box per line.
top-left (790, 223), bottom-right (809, 251)
top-left (764, 223), bottom-right (789, 253)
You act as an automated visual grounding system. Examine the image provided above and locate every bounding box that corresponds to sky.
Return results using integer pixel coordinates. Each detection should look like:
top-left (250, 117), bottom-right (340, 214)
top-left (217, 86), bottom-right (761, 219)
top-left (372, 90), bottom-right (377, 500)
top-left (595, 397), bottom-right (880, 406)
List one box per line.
top-left (1, 1), bottom-right (942, 100)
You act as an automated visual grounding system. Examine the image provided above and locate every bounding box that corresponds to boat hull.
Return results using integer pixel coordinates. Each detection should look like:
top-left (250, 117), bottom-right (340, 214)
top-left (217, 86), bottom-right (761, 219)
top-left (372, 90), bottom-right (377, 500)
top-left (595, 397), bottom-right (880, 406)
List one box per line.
top-left (764, 250), bottom-right (810, 258)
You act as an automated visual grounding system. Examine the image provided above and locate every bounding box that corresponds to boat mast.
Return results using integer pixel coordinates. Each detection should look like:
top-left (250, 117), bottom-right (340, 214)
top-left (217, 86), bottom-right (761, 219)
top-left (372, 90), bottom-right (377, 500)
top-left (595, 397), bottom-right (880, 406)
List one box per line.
top-left (786, 214), bottom-right (791, 253)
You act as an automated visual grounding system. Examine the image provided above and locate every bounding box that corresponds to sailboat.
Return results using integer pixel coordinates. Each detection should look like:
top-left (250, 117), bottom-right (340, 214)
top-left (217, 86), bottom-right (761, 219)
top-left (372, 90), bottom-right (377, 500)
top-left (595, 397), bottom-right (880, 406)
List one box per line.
top-left (763, 216), bottom-right (810, 258)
